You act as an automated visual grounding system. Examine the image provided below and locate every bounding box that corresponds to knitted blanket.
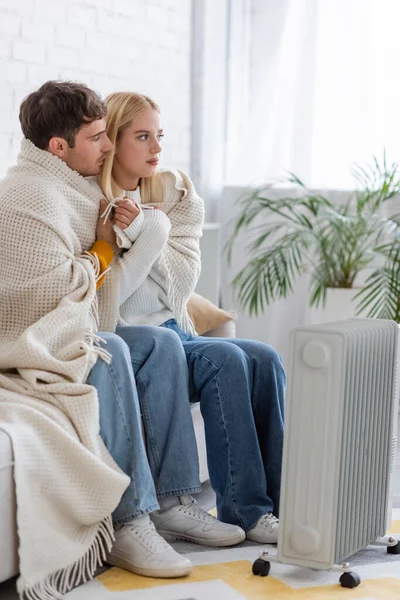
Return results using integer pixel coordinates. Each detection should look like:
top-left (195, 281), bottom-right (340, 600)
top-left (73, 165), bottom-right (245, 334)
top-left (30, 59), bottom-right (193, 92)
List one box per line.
top-left (94, 168), bottom-right (204, 334)
top-left (0, 140), bottom-right (129, 599)
top-left (150, 169), bottom-right (204, 334)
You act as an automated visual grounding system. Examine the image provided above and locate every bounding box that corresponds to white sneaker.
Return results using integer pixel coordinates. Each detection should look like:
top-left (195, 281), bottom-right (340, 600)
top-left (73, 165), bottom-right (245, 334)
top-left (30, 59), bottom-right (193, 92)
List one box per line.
top-left (106, 515), bottom-right (192, 578)
top-left (246, 513), bottom-right (279, 544)
top-left (151, 495), bottom-right (245, 547)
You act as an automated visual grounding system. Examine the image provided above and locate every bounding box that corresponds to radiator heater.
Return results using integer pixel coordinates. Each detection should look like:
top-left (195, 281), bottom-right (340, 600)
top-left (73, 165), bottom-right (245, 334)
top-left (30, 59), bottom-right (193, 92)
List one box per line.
top-left (253, 319), bottom-right (400, 588)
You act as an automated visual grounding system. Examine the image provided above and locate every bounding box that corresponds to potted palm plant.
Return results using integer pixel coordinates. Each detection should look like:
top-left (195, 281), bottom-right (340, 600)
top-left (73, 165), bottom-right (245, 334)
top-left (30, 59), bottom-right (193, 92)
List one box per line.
top-left (227, 155), bottom-right (400, 322)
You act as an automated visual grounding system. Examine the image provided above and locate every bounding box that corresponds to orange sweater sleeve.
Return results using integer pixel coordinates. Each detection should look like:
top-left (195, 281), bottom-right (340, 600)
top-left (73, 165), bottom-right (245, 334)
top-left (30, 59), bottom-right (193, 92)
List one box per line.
top-left (88, 240), bottom-right (114, 289)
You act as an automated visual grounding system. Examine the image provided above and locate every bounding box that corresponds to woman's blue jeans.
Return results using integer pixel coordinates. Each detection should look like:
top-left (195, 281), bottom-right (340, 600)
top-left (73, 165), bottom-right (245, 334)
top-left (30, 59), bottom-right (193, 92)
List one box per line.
top-left (161, 319), bottom-right (286, 532)
top-left (86, 327), bottom-right (201, 527)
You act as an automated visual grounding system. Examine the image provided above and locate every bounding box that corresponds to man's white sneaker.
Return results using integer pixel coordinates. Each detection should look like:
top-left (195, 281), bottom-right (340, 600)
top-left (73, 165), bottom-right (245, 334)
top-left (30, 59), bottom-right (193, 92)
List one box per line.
top-left (151, 495), bottom-right (245, 547)
top-left (106, 515), bottom-right (192, 578)
top-left (246, 513), bottom-right (279, 544)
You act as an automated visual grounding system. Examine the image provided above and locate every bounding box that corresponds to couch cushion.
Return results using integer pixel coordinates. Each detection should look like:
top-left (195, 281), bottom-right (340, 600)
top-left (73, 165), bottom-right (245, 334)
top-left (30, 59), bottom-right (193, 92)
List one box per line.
top-left (0, 428), bottom-right (19, 583)
top-left (187, 293), bottom-right (234, 336)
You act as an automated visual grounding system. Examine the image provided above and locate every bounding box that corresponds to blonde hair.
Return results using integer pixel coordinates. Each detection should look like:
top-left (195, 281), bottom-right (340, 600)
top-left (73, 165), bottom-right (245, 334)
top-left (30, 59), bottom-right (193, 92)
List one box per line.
top-left (100, 91), bottom-right (164, 203)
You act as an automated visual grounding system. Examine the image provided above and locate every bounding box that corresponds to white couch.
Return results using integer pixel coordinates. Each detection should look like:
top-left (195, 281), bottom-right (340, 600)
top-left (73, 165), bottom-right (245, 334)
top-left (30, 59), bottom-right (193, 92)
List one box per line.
top-left (0, 319), bottom-right (235, 585)
top-left (0, 429), bottom-right (18, 583)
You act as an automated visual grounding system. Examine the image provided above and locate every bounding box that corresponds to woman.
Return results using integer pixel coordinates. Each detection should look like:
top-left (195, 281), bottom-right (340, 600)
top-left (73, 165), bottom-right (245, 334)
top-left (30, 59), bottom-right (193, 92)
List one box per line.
top-left (99, 92), bottom-right (285, 544)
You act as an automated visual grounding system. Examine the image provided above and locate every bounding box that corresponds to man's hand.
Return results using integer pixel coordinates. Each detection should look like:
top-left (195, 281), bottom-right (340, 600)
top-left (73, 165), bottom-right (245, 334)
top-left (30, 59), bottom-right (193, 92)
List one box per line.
top-left (114, 197), bottom-right (140, 230)
top-left (96, 199), bottom-right (117, 250)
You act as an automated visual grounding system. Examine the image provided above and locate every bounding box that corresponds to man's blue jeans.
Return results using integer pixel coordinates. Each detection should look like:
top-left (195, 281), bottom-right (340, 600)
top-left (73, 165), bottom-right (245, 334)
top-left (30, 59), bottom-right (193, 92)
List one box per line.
top-left (86, 327), bottom-right (201, 527)
top-left (161, 319), bottom-right (286, 532)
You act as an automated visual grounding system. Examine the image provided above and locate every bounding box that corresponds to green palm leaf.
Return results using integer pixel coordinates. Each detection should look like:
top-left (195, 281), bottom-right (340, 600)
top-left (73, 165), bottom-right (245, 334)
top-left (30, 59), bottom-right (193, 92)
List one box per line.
top-left (226, 152), bottom-right (400, 320)
top-left (355, 246), bottom-right (400, 320)
top-left (232, 232), bottom-right (309, 316)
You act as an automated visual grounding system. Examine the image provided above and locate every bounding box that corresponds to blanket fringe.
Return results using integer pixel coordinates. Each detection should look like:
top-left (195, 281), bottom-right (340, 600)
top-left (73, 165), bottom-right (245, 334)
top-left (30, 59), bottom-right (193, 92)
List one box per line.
top-left (84, 329), bottom-right (112, 365)
top-left (82, 250), bottom-right (111, 290)
top-left (100, 198), bottom-right (120, 225)
top-left (21, 516), bottom-right (114, 600)
top-left (82, 250), bottom-right (101, 280)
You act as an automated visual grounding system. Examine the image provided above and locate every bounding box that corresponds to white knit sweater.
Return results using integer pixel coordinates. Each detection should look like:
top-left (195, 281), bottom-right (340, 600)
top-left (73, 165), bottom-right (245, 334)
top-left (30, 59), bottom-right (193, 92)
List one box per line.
top-left (0, 140), bottom-right (128, 600)
top-left (96, 168), bottom-right (204, 334)
top-left (118, 186), bottom-right (175, 327)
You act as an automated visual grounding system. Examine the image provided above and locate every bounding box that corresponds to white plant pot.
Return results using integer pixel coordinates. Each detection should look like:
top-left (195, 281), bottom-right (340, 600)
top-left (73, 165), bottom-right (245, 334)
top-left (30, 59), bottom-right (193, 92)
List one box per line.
top-left (308, 287), bottom-right (366, 325)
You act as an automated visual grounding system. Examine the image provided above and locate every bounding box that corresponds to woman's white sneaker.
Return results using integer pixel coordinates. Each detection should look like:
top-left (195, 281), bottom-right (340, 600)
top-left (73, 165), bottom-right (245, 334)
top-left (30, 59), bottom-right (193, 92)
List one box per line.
top-left (151, 495), bottom-right (245, 547)
top-left (106, 515), bottom-right (192, 578)
top-left (246, 513), bottom-right (279, 544)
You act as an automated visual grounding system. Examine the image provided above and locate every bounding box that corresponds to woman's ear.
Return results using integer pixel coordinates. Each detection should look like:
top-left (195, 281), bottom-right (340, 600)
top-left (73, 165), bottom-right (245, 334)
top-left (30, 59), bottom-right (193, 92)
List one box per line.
top-left (48, 137), bottom-right (68, 158)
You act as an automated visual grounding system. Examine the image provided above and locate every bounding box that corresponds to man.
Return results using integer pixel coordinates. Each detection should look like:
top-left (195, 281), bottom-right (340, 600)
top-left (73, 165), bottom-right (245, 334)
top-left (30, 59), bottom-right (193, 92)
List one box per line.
top-left (0, 81), bottom-right (243, 599)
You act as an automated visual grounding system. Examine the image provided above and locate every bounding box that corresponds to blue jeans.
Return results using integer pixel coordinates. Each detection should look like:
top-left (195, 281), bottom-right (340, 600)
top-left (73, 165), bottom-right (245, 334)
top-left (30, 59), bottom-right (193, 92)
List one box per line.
top-left (86, 327), bottom-right (201, 526)
top-left (161, 319), bottom-right (285, 532)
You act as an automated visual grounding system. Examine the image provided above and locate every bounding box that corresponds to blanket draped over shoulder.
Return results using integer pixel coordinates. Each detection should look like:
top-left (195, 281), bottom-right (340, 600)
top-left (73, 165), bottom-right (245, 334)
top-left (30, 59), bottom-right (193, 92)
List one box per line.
top-left (0, 140), bottom-right (128, 600)
top-left (95, 168), bottom-right (204, 335)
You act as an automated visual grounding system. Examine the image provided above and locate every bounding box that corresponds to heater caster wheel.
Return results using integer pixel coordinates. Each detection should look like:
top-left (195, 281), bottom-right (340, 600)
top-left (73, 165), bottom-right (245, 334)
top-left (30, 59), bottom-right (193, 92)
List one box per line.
top-left (387, 541), bottom-right (400, 554)
top-left (340, 572), bottom-right (361, 588)
top-left (252, 558), bottom-right (271, 577)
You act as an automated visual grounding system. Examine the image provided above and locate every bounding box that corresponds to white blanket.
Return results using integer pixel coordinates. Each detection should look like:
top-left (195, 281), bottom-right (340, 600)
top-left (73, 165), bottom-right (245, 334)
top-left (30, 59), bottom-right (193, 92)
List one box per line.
top-left (92, 168), bottom-right (205, 334)
top-left (0, 140), bottom-right (129, 599)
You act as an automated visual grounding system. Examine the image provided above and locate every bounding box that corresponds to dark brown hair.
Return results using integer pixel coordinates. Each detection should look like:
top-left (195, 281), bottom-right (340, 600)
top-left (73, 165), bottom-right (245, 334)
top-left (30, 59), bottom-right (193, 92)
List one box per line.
top-left (19, 80), bottom-right (107, 150)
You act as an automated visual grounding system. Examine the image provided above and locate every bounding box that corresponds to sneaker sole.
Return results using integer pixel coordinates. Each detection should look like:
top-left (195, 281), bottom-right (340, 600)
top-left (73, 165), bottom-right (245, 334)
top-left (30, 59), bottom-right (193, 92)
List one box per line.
top-left (245, 533), bottom-right (278, 544)
top-left (106, 554), bottom-right (192, 579)
top-left (158, 530), bottom-right (246, 547)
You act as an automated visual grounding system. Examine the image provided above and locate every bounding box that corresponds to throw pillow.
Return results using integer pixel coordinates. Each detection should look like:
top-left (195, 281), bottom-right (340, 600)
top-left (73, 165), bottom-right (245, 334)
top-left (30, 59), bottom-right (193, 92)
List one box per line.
top-left (187, 292), bottom-right (234, 335)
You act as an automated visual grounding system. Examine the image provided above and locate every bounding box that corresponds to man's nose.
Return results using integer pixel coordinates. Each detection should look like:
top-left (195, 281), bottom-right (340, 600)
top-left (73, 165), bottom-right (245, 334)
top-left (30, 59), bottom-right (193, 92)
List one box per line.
top-left (104, 135), bottom-right (114, 152)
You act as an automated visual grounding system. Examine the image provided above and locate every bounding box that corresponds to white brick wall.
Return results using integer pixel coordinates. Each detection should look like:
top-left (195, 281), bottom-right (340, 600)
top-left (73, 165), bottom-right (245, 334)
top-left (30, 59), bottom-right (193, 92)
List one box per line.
top-left (0, 0), bottom-right (192, 177)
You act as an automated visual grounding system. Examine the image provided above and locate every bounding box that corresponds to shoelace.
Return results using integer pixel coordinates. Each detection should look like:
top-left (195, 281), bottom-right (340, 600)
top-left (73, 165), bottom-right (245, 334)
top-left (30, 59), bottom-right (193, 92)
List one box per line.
top-left (178, 500), bottom-right (217, 523)
top-left (259, 513), bottom-right (279, 530)
top-left (129, 521), bottom-right (171, 553)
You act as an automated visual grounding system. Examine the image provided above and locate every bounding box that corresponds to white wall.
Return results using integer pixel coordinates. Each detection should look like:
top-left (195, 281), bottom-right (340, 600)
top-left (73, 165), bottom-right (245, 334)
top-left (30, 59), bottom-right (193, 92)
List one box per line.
top-left (190, 0), bottom-right (229, 221)
top-left (0, 0), bottom-right (191, 177)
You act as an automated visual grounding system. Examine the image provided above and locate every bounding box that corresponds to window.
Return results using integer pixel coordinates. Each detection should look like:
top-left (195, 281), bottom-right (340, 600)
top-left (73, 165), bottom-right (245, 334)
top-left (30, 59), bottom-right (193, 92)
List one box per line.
top-left (225, 0), bottom-right (400, 189)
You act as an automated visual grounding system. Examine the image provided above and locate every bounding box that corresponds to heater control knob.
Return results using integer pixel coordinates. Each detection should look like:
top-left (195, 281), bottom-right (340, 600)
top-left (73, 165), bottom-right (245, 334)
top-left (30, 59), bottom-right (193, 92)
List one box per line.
top-left (302, 341), bottom-right (330, 368)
